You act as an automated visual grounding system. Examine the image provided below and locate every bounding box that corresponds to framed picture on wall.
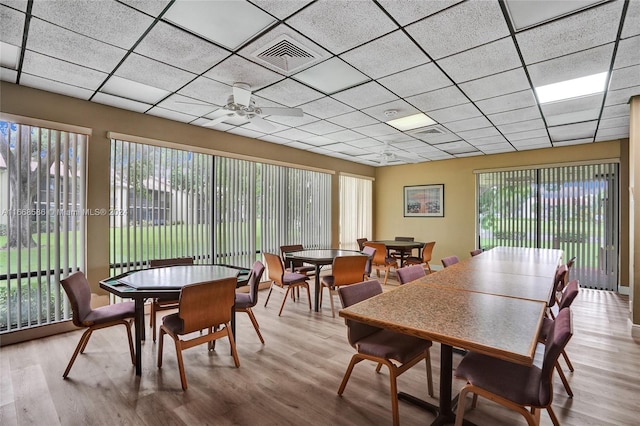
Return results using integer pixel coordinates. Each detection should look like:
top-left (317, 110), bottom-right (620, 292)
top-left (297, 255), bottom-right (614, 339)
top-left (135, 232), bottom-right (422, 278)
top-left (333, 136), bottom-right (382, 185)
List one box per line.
top-left (404, 184), bottom-right (444, 217)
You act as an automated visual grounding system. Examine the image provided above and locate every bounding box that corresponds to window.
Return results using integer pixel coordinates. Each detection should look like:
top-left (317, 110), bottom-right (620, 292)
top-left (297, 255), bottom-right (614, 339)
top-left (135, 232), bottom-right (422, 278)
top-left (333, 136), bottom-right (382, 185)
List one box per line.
top-left (339, 174), bottom-right (373, 250)
top-left (1, 120), bottom-right (87, 332)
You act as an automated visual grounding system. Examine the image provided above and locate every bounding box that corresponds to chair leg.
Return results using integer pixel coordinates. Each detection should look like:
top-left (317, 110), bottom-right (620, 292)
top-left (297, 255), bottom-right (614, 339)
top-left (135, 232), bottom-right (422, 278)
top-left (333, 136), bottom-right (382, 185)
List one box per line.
top-left (375, 362), bottom-right (383, 373)
top-left (150, 302), bottom-right (157, 342)
top-left (63, 327), bottom-right (93, 378)
top-left (561, 349), bottom-right (574, 371)
top-left (328, 288), bottom-right (336, 318)
top-left (387, 365), bottom-right (400, 426)
top-left (546, 405), bottom-right (561, 426)
top-left (383, 266), bottom-right (390, 285)
top-left (305, 283), bottom-right (311, 310)
top-left (278, 287), bottom-right (291, 316)
top-left (245, 308), bottom-right (265, 344)
top-left (124, 320), bottom-right (135, 366)
top-left (78, 328), bottom-right (94, 353)
top-left (173, 337), bottom-right (188, 390)
top-left (555, 361), bottom-right (574, 397)
top-left (264, 284), bottom-right (274, 307)
top-left (157, 327), bottom-right (166, 368)
top-left (337, 356), bottom-right (364, 395)
top-left (225, 322), bottom-right (240, 368)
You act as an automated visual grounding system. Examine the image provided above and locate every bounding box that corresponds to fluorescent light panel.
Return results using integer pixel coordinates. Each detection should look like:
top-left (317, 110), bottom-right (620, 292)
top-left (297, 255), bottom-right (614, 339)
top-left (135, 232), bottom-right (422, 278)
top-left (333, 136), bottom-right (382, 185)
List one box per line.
top-left (535, 72), bottom-right (608, 104)
top-left (386, 113), bottom-right (436, 131)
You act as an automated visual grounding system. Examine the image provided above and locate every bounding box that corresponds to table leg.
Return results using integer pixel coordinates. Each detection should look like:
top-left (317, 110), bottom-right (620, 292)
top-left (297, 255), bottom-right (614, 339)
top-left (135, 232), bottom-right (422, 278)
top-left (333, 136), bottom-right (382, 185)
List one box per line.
top-left (314, 265), bottom-right (321, 312)
top-left (231, 307), bottom-right (236, 356)
top-left (134, 298), bottom-right (144, 376)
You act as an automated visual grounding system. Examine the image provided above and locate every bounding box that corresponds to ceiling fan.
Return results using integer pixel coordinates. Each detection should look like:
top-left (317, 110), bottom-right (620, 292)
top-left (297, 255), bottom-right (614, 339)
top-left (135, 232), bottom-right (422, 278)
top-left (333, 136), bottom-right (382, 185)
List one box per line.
top-left (377, 142), bottom-right (418, 166)
top-left (200, 82), bottom-right (303, 131)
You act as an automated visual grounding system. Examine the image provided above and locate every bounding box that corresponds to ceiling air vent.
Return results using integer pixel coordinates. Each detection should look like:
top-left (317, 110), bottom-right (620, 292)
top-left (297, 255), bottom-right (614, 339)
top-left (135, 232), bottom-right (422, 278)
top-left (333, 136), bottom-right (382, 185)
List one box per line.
top-left (411, 125), bottom-right (448, 137)
top-left (252, 35), bottom-right (319, 74)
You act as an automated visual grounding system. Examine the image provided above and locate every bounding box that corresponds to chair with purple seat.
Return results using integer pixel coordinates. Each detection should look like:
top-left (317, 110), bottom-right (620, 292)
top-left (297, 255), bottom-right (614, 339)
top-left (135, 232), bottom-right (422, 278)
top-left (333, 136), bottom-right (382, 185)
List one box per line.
top-left (548, 264), bottom-right (569, 319)
top-left (60, 271), bottom-right (135, 378)
top-left (396, 264), bottom-right (426, 284)
top-left (404, 241), bottom-right (435, 274)
top-left (454, 307), bottom-right (573, 426)
top-left (364, 241), bottom-right (398, 285)
top-left (280, 244), bottom-right (315, 276)
top-left (361, 245), bottom-right (376, 279)
top-left (356, 237), bottom-right (369, 251)
top-left (470, 249), bottom-right (483, 257)
top-left (539, 279), bottom-right (580, 397)
top-left (235, 261), bottom-right (266, 343)
top-left (441, 255), bottom-right (460, 268)
top-left (263, 252), bottom-right (311, 316)
top-left (320, 255), bottom-right (369, 317)
top-left (337, 279), bottom-right (434, 426)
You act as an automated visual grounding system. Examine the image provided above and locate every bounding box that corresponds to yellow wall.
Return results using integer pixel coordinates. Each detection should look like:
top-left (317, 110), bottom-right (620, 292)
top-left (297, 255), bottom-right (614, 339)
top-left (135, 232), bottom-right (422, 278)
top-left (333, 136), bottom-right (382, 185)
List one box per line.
top-left (374, 140), bottom-right (630, 287)
top-left (630, 96), bottom-right (639, 324)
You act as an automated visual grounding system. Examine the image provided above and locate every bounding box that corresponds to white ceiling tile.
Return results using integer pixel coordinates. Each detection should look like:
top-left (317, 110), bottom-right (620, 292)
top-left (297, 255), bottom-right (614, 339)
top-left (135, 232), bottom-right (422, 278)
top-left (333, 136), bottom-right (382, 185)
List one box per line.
top-left (0, 5), bottom-right (24, 46)
top-left (193, 118), bottom-right (234, 131)
top-left (406, 85), bottom-right (468, 111)
top-left (488, 106), bottom-right (542, 125)
top-left (339, 30), bottom-right (428, 79)
top-left (266, 113), bottom-right (318, 127)
top-left (156, 94), bottom-right (218, 116)
top-left (504, 128), bottom-right (548, 142)
top-left (293, 57), bottom-right (369, 94)
top-left (444, 116), bottom-right (492, 133)
top-left (228, 126), bottom-right (266, 139)
top-left (355, 123), bottom-right (398, 137)
top-left (621, 0), bottom-right (640, 38)
top-left (411, 130), bottom-right (460, 144)
top-left (178, 76), bottom-right (230, 106)
top-left (455, 151), bottom-right (483, 158)
top-left (302, 135), bottom-right (340, 146)
top-left (545, 108), bottom-right (601, 126)
top-left (459, 68), bottom-right (530, 101)
top-left (548, 121), bottom-right (598, 142)
top-left (599, 116), bottom-right (629, 130)
top-left (604, 85), bottom-right (640, 106)
top-left (0, 1), bottom-right (28, 12)
top-left (92, 91), bottom-right (151, 112)
top-left (527, 43), bottom-right (614, 87)
top-left (21, 74), bottom-right (94, 100)
top-left (601, 103), bottom-right (629, 119)
top-left (377, 134), bottom-right (418, 143)
top-left (504, 0), bottom-right (607, 30)
top-left (540, 93), bottom-right (603, 116)
top-left (146, 106), bottom-right (198, 123)
top-left (285, 0), bottom-right (397, 54)
top-left (286, 141), bottom-right (315, 150)
top-left (327, 110), bottom-right (379, 128)
top-left (116, 53), bottom-right (196, 92)
top-left (466, 135), bottom-right (508, 146)
top-left (428, 103), bottom-right (482, 123)
top-left (481, 142), bottom-right (515, 153)
top-left (476, 90), bottom-right (537, 115)
top-left (378, 62), bottom-right (452, 98)
top-left (205, 55), bottom-right (284, 90)
top-left (456, 126), bottom-right (500, 140)
top-left (0, 41), bottom-right (19, 69)
top-left (241, 119), bottom-right (289, 134)
top-left (298, 96), bottom-right (354, 119)
top-left (297, 120), bottom-right (345, 135)
top-left (437, 140), bottom-right (475, 151)
top-left (438, 37), bottom-right (522, 83)
top-left (614, 35), bottom-right (640, 69)
top-left (595, 127), bottom-right (629, 140)
top-left (553, 138), bottom-right (594, 146)
top-left (323, 142), bottom-right (357, 152)
top-left (256, 78), bottom-right (324, 107)
top-left (516, 0), bottom-right (624, 64)
top-left (325, 129), bottom-right (368, 142)
top-left (347, 138), bottom-right (386, 149)
top-left (259, 134), bottom-right (292, 144)
top-left (406, 0), bottom-right (509, 59)
top-left (27, 18), bottom-right (127, 73)
top-left (32, 0), bottom-right (153, 49)
top-left (331, 81), bottom-right (397, 109)
top-left (378, 0), bottom-right (462, 26)
top-left (609, 64), bottom-right (640, 90)
top-left (497, 118), bottom-right (545, 134)
top-left (511, 136), bottom-right (551, 148)
top-left (272, 127), bottom-right (316, 141)
top-left (136, 22), bottom-right (231, 75)
top-left (164, 0), bottom-right (276, 50)
top-left (388, 140), bottom-right (428, 150)
top-left (0, 67), bottom-right (17, 83)
top-left (361, 99), bottom-right (419, 122)
top-left (250, 0), bottom-right (314, 20)
top-left (22, 51), bottom-right (107, 90)
top-left (119, 0), bottom-right (172, 17)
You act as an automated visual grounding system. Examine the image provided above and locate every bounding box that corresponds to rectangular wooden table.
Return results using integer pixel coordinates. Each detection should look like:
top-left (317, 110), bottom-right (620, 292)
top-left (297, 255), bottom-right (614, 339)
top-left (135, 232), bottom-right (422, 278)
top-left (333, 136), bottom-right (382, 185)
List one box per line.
top-left (339, 246), bottom-right (561, 425)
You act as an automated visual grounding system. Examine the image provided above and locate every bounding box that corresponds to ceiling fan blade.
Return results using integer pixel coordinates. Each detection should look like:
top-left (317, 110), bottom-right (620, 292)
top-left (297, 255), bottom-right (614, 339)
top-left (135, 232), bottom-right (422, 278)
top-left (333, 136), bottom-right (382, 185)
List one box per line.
top-left (203, 113), bottom-right (234, 127)
top-left (250, 116), bottom-right (276, 132)
top-left (233, 83), bottom-right (252, 107)
top-left (259, 107), bottom-right (303, 117)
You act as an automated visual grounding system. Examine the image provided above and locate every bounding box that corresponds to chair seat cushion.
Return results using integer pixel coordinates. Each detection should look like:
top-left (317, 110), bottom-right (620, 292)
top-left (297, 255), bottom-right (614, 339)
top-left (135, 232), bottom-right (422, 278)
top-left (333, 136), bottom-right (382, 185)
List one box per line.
top-left (321, 276), bottom-right (335, 288)
top-left (283, 272), bottom-right (308, 285)
top-left (82, 301), bottom-right (135, 326)
top-left (455, 351), bottom-right (543, 406)
top-left (286, 265), bottom-right (315, 275)
top-left (161, 312), bottom-right (185, 335)
top-left (235, 292), bottom-right (252, 309)
top-left (404, 256), bottom-right (422, 264)
top-left (356, 329), bottom-right (431, 363)
top-left (538, 317), bottom-right (553, 341)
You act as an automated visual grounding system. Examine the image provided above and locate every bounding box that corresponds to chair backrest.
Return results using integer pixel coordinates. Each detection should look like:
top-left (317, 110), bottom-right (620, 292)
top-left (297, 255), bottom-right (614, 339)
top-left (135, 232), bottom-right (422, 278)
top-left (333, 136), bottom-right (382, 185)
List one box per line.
top-left (264, 252), bottom-right (285, 284)
top-left (338, 280), bottom-right (384, 347)
top-left (441, 255), bottom-right (459, 268)
top-left (396, 264), bottom-right (426, 284)
top-left (178, 277), bottom-right (237, 334)
top-left (332, 255), bottom-right (369, 286)
top-left (470, 249), bottom-right (482, 257)
top-left (364, 242), bottom-right (388, 265)
top-left (362, 245), bottom-right (376, 275)
top-left (280, 244), bottom-right (305, 268)
top-left (539, 307), bottom-right (573, 404)
top-left (60, 272), bottom-right (92, 327)
top-left (566, 256), bottom-right (576, 270)
top-left (149, 257), bottom-right (194, 268)
top-left (548, 264), bottom-right (568, 307)
top-left (394, 236), bottom-right (414, 242)
top-left (356, 238), bottom-right (368, 251)
top-left (246, 260), bottom-right (266, 305)
top-left (557, 279), bottom-right (579, 310)
top-left (422, 241), bottom-right (436, 263)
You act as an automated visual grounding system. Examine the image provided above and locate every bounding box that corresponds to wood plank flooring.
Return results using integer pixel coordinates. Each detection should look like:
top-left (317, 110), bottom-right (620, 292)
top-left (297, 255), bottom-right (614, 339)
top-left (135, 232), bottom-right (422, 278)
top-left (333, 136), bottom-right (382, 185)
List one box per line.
top-left (1, 275), bottom-right (639, 426)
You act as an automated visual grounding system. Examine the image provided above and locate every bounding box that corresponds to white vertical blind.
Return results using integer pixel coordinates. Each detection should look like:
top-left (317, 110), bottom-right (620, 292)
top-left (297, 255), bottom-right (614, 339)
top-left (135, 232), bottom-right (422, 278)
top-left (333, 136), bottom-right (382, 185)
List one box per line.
top-left (339, 174), bottom-right (372, 250)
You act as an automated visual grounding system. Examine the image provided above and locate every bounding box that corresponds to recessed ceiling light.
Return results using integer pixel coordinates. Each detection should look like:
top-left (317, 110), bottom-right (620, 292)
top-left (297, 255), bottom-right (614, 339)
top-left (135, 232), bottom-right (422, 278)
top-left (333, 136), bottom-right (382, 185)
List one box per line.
top-left (0, 42), bottom-right (20, 69)
top-left (535, 72), bottom-right (608, 104)
top-left (386, 113), bottom-right (436, 131)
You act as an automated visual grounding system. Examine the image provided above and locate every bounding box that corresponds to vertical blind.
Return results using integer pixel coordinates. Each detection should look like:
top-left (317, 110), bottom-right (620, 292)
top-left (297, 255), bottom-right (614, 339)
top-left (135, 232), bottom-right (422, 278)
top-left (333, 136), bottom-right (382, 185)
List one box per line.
top-left (339, 174), bottom-right (372, 250)
top-left (1, 120), bottom-right (87, 332)
top-left (477, 162), bottom-right (619, 290)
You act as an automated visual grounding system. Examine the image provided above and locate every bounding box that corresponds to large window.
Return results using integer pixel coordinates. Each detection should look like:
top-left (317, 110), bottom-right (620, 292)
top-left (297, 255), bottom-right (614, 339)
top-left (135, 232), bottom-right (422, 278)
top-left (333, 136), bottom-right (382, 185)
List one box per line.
top-left (339, 174), bottom-right (373, 250)
top-left (477, 162), bottom-right (619, 290)
top-left (1, 120), bottom-right (87, 332)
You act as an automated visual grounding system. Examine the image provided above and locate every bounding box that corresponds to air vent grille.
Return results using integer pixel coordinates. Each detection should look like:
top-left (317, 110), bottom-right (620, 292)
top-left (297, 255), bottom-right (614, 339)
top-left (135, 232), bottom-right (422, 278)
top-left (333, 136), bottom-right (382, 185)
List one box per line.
top-left (414, 127), bottom-right (445, 136)
top-left (252, 35), bottom-right (319, 74)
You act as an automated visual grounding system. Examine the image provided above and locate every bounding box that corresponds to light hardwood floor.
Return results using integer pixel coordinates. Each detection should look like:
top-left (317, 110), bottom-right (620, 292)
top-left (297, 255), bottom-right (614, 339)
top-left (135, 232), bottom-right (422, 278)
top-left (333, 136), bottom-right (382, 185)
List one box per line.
top-left (1, 275), bottom-right (639, 426)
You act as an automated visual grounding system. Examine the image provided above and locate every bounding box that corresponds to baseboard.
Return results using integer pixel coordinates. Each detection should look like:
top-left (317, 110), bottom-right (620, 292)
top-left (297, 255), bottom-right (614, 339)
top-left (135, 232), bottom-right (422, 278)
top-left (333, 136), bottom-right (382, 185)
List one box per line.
top-left (618, 285), bottom-right (630, 295)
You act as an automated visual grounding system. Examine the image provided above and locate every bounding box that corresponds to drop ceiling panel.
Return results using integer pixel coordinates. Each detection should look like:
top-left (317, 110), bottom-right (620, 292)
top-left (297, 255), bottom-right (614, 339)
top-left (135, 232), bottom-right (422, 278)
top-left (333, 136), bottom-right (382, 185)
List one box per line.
top-left (511, 136), bottom-right (551, 148)
top-left (428, 103), bottom-right (482, 123)
top-left (0, 5), bottom-right (24, 46)
top-left (228, 126), bottom-right (266, 139)
top-left (406, 85), bottom-right (468, 112)
top-left (378, 62), bottom-right (452, 98)
top-left (347, 138), bottom-right (386, 149)
top-left (339, 30), bottom-right (428, 79)
top-left (326, 129), bottom-right (368, 142)
top-left (361, 99), bottom-right (419, 122)
top-left (621, 0), bottom-right (640, 38)
top-left (497, 118), bottom-right (546, 134)
top-left (102, 75), bottom-right (170, 104)
top-left (459, 68), bottom-right (530, 101)
top-left (549, 121), bottom-right (598, 142)
top-left (504, 0), bottom-right (607, 30)
top-left (242, 119), bottom-right (289, 134)
top-left (331, 81), bottom-right (397, 109)
top-left (119, 0), bottom-right (171, 17)
top-left (327, 110), bottom-right (379, 128)
top-left (443, 116), bottom-right (492, 133)
top-left (488, 106), bottom-right (542, 125)
top-left (266, 113), bottom-right (318, 127)
top-left (147, 106), bottom-right (198, 123)
top-left (298, 96), bottom-right (354, 119)
top-left (250, 0), bottom-right (314, 20)
top-left (604, 85), bottom-right (640, 106)
top-left (293, 57), bottom-right (369, 94)
top-left (0, 68), bottom-right (17, 83)
top-left (545, 109), bottom-right (601, 127)
top-left (540, 93), bottom-right (603, 117)
top-left (456, 126), bottom-right (501, 140)
top-left (297, 120), bottom-right (345, 135)
top-left (467, 135), bottom-right (508, 146)
top-left (406, 0), bottom-right (509, 59)
top-left (355, 123), bottom-right (399, 137)
top-left (504, 128), bottom-right (548, 142)
top-left (481, 142), bottom-right (515, 153)
top-left (515, 0), bottom-right (624, 64)
top-left (377, 0), bottom-right (462, 26)
top-left (475, 90), bottom-right (537, 115)
top-left (272, 127), bottom-right (316, 141)
top-left (285, 0), bottom-right (398, 54)
top-left (205, 54), bottom-right (284, 90)
top-left (22, 51), bottom-right (107, 90)
top-left (116, 53), bottom-right (196, 92)
top-left (302, 135), bottom-right (340, 146)
top-left (256, 78), bottom-right (324, 107)
top-left (156, 94), bottom-right (218, 116)
top-left (0, 1), bottom-right (28, 12)
top-left (599, 116), bottom-right (630, 129)
top-left (614, 36), bottom-right (640, 69)
top-left (438, 37), bottom-right (522, 83)
top-left (609, 65), bottom-right (640, 90)
top-left (21, 74), bottom-right (94, 100)
top-left (601, 104), bottom-right (629, 119)
top-left (92, 91), bottom-right (151, 112)
top-left (595, 126), bottom-right (629, 139)
top-left (178, 77), bottom-right (230, 106)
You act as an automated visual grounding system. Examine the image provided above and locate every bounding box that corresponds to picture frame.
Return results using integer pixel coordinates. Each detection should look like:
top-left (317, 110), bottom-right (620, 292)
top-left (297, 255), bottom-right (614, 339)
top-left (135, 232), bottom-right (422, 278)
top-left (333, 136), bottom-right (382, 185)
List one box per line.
top-left (404, 184), bottom-right (444, 217)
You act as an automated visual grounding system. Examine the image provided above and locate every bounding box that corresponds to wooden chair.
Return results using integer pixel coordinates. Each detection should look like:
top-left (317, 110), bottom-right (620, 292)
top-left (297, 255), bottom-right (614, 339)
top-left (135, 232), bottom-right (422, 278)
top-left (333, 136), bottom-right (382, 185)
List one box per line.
top-left (441, 255), bottom-right (459, 268)
top-left (279, 244), bottom-right (315, 276)
top-left (320, 255), bottom-right (369, 317)
top-left (396, 264), bottom-right (426, 284)
top-left (356, 237), bottom-right (368, 251)
top-left (361, 245), bottom-right (376, 278)
top-left (263, 252), bottom-right (311, 316)
top-left (390, 236), bottom-right (415, 260)
top-left (470, 249), bottom-right (483, 257)
top-left (363, 242), bottom-right (398, 285)
top-left (404, 241), bottom-right (436, 274)
top-left (157, 277), bottom-right (239, 390)
top-left (60, 271), bottom-right (135, 378)
top-left (235, 261), bottom-right (266, 343)
top-left (454, 308), bottom-right (573, 426)
top-left (337, 280), bottom-right (434, 426)
top-left (148, 257), bottom-right (194, 342)
top-left (548, 265), bottom-right (569, 319)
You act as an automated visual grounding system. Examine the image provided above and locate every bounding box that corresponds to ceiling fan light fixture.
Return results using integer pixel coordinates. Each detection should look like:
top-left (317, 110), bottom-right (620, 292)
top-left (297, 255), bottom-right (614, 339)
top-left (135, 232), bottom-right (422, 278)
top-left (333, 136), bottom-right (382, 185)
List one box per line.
top-left (386, 113), bottom-right (437, 131)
